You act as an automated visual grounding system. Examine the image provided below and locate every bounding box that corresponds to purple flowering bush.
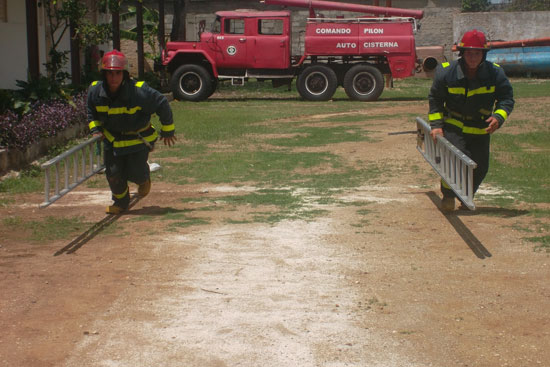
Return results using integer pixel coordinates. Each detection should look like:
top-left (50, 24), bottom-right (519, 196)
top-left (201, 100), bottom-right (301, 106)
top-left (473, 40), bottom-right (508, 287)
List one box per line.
top-left (0, 93), bottom-right (87, 150)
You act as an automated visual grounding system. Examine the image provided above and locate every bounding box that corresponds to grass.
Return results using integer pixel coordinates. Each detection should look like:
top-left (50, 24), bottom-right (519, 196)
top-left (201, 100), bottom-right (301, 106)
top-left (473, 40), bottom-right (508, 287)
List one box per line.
top-left (2, 75), bottom-right (549, 240)
top-left (487, 132), bottom-right (550, 204)
top-left (524, 236), bottom-right (550, 253)
top-left (1, 215), bottom-right (90, 242)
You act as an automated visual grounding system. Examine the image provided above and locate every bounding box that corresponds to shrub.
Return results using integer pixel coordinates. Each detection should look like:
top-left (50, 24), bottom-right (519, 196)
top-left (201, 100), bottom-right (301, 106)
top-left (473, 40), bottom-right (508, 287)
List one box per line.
top-left (0, 93), bottom-right (87, 151)
top-left (0, 89), bottom-right (15, 115)
top-left (462, 0), bottom-right (490, 12)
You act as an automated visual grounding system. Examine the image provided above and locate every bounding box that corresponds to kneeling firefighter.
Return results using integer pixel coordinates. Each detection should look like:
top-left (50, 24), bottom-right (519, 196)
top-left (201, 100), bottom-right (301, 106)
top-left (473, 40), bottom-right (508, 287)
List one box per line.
top-left (87, 50), bottom-right (177, 214)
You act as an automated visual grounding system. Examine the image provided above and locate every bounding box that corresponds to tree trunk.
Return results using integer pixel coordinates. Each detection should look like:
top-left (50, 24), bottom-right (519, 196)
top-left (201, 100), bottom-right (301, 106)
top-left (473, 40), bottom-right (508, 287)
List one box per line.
top-left (170, 0), bottom-right (187, 41)
top-left (25, 0), bottom-right (40, 81)
top-left (112, 11), bottom-right (120, 51)
top-left (136, 0), bottom-right (144, 79)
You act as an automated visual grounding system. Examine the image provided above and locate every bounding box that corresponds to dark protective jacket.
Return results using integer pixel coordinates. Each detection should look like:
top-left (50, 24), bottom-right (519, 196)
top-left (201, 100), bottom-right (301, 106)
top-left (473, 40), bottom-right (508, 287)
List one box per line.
top-left (87, 79), bottom-right (175, 155)
top-left (428, 59), bottom-right (514, 135)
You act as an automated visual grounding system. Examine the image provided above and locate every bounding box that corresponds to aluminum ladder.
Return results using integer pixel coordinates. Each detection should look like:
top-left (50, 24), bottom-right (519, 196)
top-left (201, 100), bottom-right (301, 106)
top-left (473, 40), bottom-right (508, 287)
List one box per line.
top-left (416, 117), bottom-right (477, 210)
top-left (40, 136), bottom-right (104, 208)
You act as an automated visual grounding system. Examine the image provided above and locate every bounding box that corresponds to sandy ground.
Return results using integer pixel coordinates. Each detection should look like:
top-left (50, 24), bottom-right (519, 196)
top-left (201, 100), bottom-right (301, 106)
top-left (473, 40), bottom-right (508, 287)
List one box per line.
top-left (1, 98), bottom-right (549, 367)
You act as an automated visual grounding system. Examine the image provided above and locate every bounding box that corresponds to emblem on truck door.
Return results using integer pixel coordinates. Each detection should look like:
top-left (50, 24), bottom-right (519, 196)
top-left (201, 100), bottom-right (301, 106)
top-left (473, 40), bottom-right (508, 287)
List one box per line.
top-left (227, 46), bottom-right (237, 56)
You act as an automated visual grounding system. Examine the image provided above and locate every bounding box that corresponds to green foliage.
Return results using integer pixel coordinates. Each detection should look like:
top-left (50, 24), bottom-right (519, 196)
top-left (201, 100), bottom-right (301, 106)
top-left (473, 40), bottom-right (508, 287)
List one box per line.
top-left (0, 90), bottom-right (15, 115)
top-left (37, 0), bottom-right (112, 88)
top-left (507, 0), bottom-right (550, 10)
top-left (14, 76), bottom-right (71, 107)
top-left (461, 0), bottom-right (490, 12)
top-left (121, 5), bottom-right (161, 62)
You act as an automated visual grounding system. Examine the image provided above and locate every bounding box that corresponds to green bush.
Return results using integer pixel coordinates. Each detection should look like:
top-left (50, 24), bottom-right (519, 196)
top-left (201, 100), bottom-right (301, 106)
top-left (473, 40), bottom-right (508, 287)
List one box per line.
top-left (462, 0), bottom-right (490, 12)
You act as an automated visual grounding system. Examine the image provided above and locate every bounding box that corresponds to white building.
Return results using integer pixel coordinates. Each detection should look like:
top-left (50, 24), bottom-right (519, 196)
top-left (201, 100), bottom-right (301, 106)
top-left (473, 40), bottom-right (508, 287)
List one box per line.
top-left (0, 0), bottom-right (52, 90)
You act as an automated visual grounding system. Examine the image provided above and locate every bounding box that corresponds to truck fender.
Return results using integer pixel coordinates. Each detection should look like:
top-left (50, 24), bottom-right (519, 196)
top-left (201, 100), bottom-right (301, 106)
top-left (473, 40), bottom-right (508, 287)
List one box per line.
top-left (165, 49), bottom-right (219, 77)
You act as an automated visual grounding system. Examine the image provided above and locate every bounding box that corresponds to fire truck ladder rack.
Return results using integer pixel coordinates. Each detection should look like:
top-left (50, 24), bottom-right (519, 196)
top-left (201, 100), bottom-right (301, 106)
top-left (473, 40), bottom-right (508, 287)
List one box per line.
top-left (40, 135), bottom-right (104, 208)
top-left (307, 16), bottom-right (416, 23)
top-left (308, 16), bottom-right (419, 31)
top-left (415, 117), bottom-right (477, 210)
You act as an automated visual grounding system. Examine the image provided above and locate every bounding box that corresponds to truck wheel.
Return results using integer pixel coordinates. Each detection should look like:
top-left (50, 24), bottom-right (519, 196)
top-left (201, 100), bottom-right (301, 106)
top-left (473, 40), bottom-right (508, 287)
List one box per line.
top-left (297, 65), bottom-right (338, 101)
top-left (206, 79), bottom-right (218, 98)
top-left (343, 65), bottom-right (384, 101)
top-left (171, 64), bottom-right (213, 102)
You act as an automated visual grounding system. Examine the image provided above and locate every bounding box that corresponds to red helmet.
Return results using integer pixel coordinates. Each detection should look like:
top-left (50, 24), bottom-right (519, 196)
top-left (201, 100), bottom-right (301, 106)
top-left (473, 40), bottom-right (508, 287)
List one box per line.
top-left (458, 29), bottom-right (489, 51)
top-left (101, 50), bottom-right (127, 71)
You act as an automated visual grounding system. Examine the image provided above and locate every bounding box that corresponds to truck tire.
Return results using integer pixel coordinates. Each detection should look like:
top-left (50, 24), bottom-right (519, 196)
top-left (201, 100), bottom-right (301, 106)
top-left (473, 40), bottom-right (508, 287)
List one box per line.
top-left (297, 65), bottom-right (338, 101)
top-left (343, 65), bottom-right (384, 101)
top-left (171, 64), bottom-right (213, 102)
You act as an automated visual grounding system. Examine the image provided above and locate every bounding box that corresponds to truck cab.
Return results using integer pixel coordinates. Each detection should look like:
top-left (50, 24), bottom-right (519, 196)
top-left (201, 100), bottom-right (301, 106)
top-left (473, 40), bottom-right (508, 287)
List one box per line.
top-left (207, 11), bottom-right (291, 71)
top-left (163, 10), bottom-right (292, 101)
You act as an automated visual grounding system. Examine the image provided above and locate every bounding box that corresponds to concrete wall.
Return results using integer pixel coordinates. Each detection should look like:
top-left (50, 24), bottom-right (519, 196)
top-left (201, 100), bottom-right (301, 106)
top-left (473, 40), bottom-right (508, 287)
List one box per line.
top-left (453, 11), bottom-right (550, 58)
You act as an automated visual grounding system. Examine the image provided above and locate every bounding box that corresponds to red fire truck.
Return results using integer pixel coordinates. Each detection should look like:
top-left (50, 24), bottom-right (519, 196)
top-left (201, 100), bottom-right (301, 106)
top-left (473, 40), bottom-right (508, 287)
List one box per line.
top-left (161, 0), bottom-right (424, 102)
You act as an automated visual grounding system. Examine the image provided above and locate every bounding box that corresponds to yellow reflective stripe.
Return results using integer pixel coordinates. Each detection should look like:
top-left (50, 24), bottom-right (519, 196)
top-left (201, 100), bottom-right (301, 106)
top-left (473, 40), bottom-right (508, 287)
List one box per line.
top-left (494, 109), bottom-right (508, 120)
top-left (161, 123), bottom-right (175, 132)
top-left (467, 86), bottom-right (495, 97)
top-left (445, 118), bottom-right (464, 129)
top-left (442, 62), bottom-right (450, 68)
top-left (91, 81), bottom-right (99, 86)
top-left (112, 130), bottom-right (158, 148)
top-left (108, 106), bottom-right (142, 115)
top-left (441, 179), bottom-right (451, 189)
top-left (103, 129), bottom-right (115, 142)
top-left (493, 62), bottom-right (500, 67)
top-left (114, 187), bottom-right (129, 199)
top-left (429, 112), bottom-right (444, 121)
top-left (448, 87), bottom-right (465, 95)
top-left (89, 120), bottom-right (102, 130)
top-left (444, 118), bottom-right (487, 135)
top-left (135, 81), bottom-right (145, 87)
top-left (462, 126), bottom-right (488, 135)
top-left (447, 86), bottom-right (495, 97)
top-left (95, 105), bottom-right (142, 115)
top-left (124, 123), bottom-right (152, 135)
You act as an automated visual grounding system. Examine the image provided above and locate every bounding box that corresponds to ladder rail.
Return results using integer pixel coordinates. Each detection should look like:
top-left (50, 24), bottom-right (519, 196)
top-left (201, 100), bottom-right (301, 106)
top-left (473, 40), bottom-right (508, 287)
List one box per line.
top-left (415, 117), bottom-right (477, 210)
top-left (40, 136), bottom-right (104, 208)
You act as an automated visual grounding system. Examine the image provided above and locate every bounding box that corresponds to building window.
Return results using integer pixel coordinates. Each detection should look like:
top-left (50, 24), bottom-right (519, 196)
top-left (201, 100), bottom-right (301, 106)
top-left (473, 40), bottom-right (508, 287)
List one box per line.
top-left (0, 0), bottom-right (7, 23)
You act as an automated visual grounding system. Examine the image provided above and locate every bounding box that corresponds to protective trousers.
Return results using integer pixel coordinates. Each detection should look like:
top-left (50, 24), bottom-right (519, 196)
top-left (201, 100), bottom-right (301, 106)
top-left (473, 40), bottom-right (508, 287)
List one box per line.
top-left (104, 145), bottom-right (150, 208)
top-left (441, 127), bottom-right (490, 200)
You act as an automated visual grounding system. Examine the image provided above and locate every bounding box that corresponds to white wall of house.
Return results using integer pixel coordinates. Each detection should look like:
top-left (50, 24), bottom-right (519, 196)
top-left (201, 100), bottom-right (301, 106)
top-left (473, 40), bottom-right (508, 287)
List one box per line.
top-left (0, 0), bottom-right (49, 90)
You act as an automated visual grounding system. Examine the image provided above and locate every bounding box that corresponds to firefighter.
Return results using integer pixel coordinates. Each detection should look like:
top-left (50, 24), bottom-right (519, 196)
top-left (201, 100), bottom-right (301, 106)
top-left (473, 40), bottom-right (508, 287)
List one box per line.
top-left (87, 50), bottom-right (177, 214)
top-left (428, 29), bottom-right (514, 211)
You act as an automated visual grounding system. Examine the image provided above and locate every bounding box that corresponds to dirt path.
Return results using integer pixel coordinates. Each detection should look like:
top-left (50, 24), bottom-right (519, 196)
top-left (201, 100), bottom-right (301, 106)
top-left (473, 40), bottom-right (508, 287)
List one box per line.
top-left (1, 101), bottom-right (549, 367)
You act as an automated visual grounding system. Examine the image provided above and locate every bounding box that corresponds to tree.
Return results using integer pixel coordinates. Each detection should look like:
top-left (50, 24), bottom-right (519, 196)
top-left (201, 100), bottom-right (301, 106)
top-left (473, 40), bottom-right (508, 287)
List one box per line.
top-left (38, 0), bottom-right (113, 86)
top-left (39, 0), bottom-right (86, 84)
top-left (461, 0), bottom-right (490, 12)
top-left (171, 0), bottom-right (188, 41)
top-left (120, 4), bottom-right (161, 63)
top-left (507, 0), bottom-right (550, 10)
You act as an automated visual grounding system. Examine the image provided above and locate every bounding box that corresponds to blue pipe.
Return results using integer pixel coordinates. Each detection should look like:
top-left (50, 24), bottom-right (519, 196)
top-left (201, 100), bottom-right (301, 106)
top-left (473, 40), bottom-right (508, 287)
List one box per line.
top-left (486, 46), bottom-right (550, 75)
